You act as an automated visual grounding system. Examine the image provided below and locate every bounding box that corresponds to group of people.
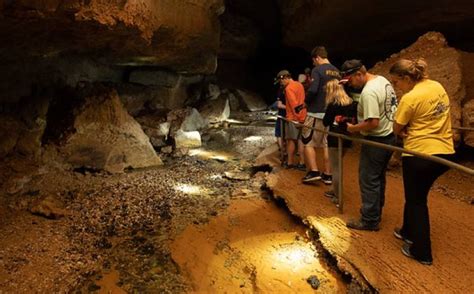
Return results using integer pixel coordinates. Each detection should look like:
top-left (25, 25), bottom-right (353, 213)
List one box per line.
top-left (273, 46), bottom-right (455, 266)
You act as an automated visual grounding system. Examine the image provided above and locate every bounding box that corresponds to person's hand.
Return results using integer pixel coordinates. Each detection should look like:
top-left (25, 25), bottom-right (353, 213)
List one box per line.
top-left (346, 123), bottom-right (356, 133)
top-left (398, 129), bottom-right (408, 138)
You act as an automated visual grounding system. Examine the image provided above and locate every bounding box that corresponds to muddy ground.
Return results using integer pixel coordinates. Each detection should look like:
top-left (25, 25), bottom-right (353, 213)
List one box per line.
top-left (0, 113), bottom-right (473, 293)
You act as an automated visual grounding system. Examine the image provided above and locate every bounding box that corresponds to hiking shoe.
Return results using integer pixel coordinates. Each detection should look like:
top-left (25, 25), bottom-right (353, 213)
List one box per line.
top-left (401, 243), bottom-right (432, 265)
top-left (324, 190), bottom-right (336, 198)
top-left (321, 173), bottom-right (332, 185)
top-left (346, 219), bottom-right (379, 231)
top-left (393, 228), bottom-right (413, 245)
top-left (302, 171), bottom-right (322, 183)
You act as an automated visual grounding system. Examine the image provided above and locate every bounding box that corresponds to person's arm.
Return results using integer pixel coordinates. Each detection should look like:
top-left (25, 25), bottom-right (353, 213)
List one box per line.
top-left (346, 90), bottom-right (380, 133)
top-left (347, 118), bottom-right (379, 133)
top-left (393, 97), bottom-right (413, 138)
top-left (393, 122), bottom-right (408, 137)
top-left (277, 100), bottom-right (286, 109)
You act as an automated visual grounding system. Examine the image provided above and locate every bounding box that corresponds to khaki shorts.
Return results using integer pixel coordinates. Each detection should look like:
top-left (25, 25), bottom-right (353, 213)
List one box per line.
top-left (285, 121), bottom-right (301, 140)
top-left (301, 116), bottom-right (328, 148)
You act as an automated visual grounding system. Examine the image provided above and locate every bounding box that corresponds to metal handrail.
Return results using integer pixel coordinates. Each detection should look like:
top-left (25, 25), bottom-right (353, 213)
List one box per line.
top-left (453, 126), bottom-right (474, 132)
top-left (276, 115), bottom-right (474, 213)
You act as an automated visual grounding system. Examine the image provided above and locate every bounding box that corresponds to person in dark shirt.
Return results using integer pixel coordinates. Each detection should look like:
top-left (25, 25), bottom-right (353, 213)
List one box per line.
top-left (301, 46), bottom-right (341, 185)
top-left (274, 85), bottom-right (287, 163)
top-left (322, 79), bottom-right (358, 205)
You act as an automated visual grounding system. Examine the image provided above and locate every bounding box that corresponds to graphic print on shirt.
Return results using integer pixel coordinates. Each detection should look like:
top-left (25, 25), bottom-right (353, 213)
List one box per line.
top-left (431, 93), bottom-right (450, 119)
top-left (384, 84), bottom-right (398, 121)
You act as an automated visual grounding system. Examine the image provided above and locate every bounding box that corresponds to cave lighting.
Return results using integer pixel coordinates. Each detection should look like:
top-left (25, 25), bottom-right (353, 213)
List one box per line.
top-left (174, 184), bottom-right (202, 195)
top-left (243, 136), bottom-right (263, 142)
top-left (188, 148), bottom-right (230, 162)
top-left (271, 243), bottom-right (315, 271)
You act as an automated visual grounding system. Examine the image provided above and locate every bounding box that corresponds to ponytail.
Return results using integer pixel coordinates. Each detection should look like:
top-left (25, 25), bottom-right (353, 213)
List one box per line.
top-left (389, 58), bottom-right (428, 82)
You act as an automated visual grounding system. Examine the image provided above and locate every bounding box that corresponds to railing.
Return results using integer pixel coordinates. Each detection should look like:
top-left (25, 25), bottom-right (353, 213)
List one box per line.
top-left (276, 115), bottom-right (474, 213)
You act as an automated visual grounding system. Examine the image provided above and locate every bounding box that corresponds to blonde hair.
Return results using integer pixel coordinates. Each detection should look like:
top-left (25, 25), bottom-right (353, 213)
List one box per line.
top-left (389, 58), bottom-right (428, 82)
top-left (325, 79), bottom-right (352, 106)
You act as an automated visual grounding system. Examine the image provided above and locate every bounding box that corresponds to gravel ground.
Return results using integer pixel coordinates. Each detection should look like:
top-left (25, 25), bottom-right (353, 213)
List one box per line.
top-left (0, 120), bottom-right (276, 293)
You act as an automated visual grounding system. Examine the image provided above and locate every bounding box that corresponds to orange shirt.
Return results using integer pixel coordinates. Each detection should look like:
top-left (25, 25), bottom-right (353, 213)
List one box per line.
top-left (284, 80), bottom-right (307, 122)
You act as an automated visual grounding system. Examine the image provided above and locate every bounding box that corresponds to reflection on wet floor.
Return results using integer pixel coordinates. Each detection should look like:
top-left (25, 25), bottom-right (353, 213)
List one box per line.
top-left (171, 198), bottom-right (346, 293)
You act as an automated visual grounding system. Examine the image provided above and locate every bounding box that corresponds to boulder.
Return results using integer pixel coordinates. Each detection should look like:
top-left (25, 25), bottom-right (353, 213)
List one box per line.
top-left (181, 108), bottom-right (208, 132)
top-left (206, 83), bottom-right (221, 100)
top-left (29, 196), bottom-right (67, 220)
top-left (199, 96), bottom-right (230, 123)
top-left (60, 87), bottom-right (162, 173)
top-left (209, 129), bottom-right (231, 145)
top-left (371, 32), bottom-right (464, 144)
top-left (143, 122), bottom-right (171, 148)
top-left (174, 130), bottom-right (202, 149)
top-left (234, 89), bottom-right (267, 112)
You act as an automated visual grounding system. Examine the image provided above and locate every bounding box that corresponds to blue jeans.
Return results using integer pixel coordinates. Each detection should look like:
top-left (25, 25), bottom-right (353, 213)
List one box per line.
top-left (359, 133), bottom-right (396, 225)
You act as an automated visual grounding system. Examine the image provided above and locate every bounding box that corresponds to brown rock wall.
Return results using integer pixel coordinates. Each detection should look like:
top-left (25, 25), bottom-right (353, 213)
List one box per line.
top-left (371, 32), bottom-right (464, 144)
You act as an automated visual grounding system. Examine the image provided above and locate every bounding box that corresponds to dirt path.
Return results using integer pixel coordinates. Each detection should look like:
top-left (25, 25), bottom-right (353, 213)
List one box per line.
top-left (260, 146), bottom-right (474, 293)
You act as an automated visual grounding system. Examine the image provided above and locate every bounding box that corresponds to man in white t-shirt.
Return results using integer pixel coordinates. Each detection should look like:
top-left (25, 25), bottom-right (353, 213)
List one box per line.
top-left (341, 60), bottom-right (398, 231)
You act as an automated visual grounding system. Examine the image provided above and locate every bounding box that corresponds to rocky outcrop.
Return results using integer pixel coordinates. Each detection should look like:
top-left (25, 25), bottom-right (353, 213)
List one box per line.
top-left (60, 86), bottom-right (162, 173)
top-left (0, 0), bottom-right (225, 73)
top-left (234, 89), bottom-right (268, 112)
top-left (460, 52), bottom-right (474, 147)
top-left (371, 32), bottom-right (464, 144)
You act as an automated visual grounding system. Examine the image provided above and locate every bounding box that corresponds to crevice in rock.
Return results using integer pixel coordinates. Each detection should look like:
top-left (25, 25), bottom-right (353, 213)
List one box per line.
top-left (265, 188), bottom-right (376, 293)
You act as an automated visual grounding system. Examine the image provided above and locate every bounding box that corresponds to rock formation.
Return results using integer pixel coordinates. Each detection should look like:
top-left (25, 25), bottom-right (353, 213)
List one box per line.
top-left (59, 85), bottom-right (162, 173)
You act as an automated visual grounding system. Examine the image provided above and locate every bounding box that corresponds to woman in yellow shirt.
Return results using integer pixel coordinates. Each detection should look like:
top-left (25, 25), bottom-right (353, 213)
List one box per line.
top-left (390, 58), bottom-right (455, 265)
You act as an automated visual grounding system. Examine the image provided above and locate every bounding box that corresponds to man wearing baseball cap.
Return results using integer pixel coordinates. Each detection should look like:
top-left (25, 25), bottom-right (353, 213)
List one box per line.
top-left (275, 70), bottom-right (307, 169)
top-left (340, 59), bottom-right (398, 231)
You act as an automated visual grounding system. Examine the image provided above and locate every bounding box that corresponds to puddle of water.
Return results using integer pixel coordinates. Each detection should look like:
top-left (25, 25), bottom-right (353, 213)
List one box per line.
top-left (96, 268), bottom-right (126, 294)
top-left (171, 198), bottom-right (345, 293)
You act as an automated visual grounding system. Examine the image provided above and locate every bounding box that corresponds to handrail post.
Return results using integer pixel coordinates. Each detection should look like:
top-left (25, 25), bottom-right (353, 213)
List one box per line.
top-left (338, 137), bottom-right (344, 214)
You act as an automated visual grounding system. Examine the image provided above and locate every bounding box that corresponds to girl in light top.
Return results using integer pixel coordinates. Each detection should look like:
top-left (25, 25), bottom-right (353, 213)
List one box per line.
top-left (390, 58), bottom-right (455, 266)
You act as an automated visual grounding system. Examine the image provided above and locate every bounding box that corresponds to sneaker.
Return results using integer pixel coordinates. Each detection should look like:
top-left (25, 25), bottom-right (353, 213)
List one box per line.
top-left (321, 173), bottom-right (332, 185)
top-left (302, 171), bottom-right (322, 183)
top-left (295, 163), bottom-right (306, 171)
top-left (393, 228), bottom-right (413, 245)
top-left (324, 190), bottom-right (336, 198)
top-left (346, 219), bottom-right (379, 231)
top-left (401, 243), bottom-right (432, 265)
top-left (330, 196), bottom-right (339, 207)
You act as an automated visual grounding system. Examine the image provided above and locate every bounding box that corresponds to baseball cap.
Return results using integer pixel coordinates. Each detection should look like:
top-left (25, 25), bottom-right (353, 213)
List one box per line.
top-left (274, 70), bottom-right (291, 85)
top-left (340, 59), bottom-right (364, 81)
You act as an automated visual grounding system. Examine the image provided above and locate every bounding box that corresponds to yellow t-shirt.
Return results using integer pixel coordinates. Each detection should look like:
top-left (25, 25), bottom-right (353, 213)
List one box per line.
top-left (394, 79), bottom-right (454, 156)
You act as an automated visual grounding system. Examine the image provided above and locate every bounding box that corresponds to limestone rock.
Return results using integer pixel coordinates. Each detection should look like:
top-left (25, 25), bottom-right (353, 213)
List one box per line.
top-left (234, 89), bottom-right (267, 112)
top-left (181, 108), bottom-right (208, 132)
top-left (29, 196), bottom-right (66, 220)
top-left (224, 170), bottom-right (251, 181)
top-left (200, 96), bottom-right (230, 123)
top-left (371, 32), bottom-right (464, 144)
top-left (174, 130), bottom-right (202, 149)
top-left (61, 87), bottom-right (162, 173)
top-left (209, 129), bottom-right (231, 145)
top-left (462, 100), bottom-right (474, 147)
top-left (0, 1), bottom-right (225, 73)
top-left (129, 70), bottom-right (180, 87)
top-left (206, 84), bottom-right (221, 100)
